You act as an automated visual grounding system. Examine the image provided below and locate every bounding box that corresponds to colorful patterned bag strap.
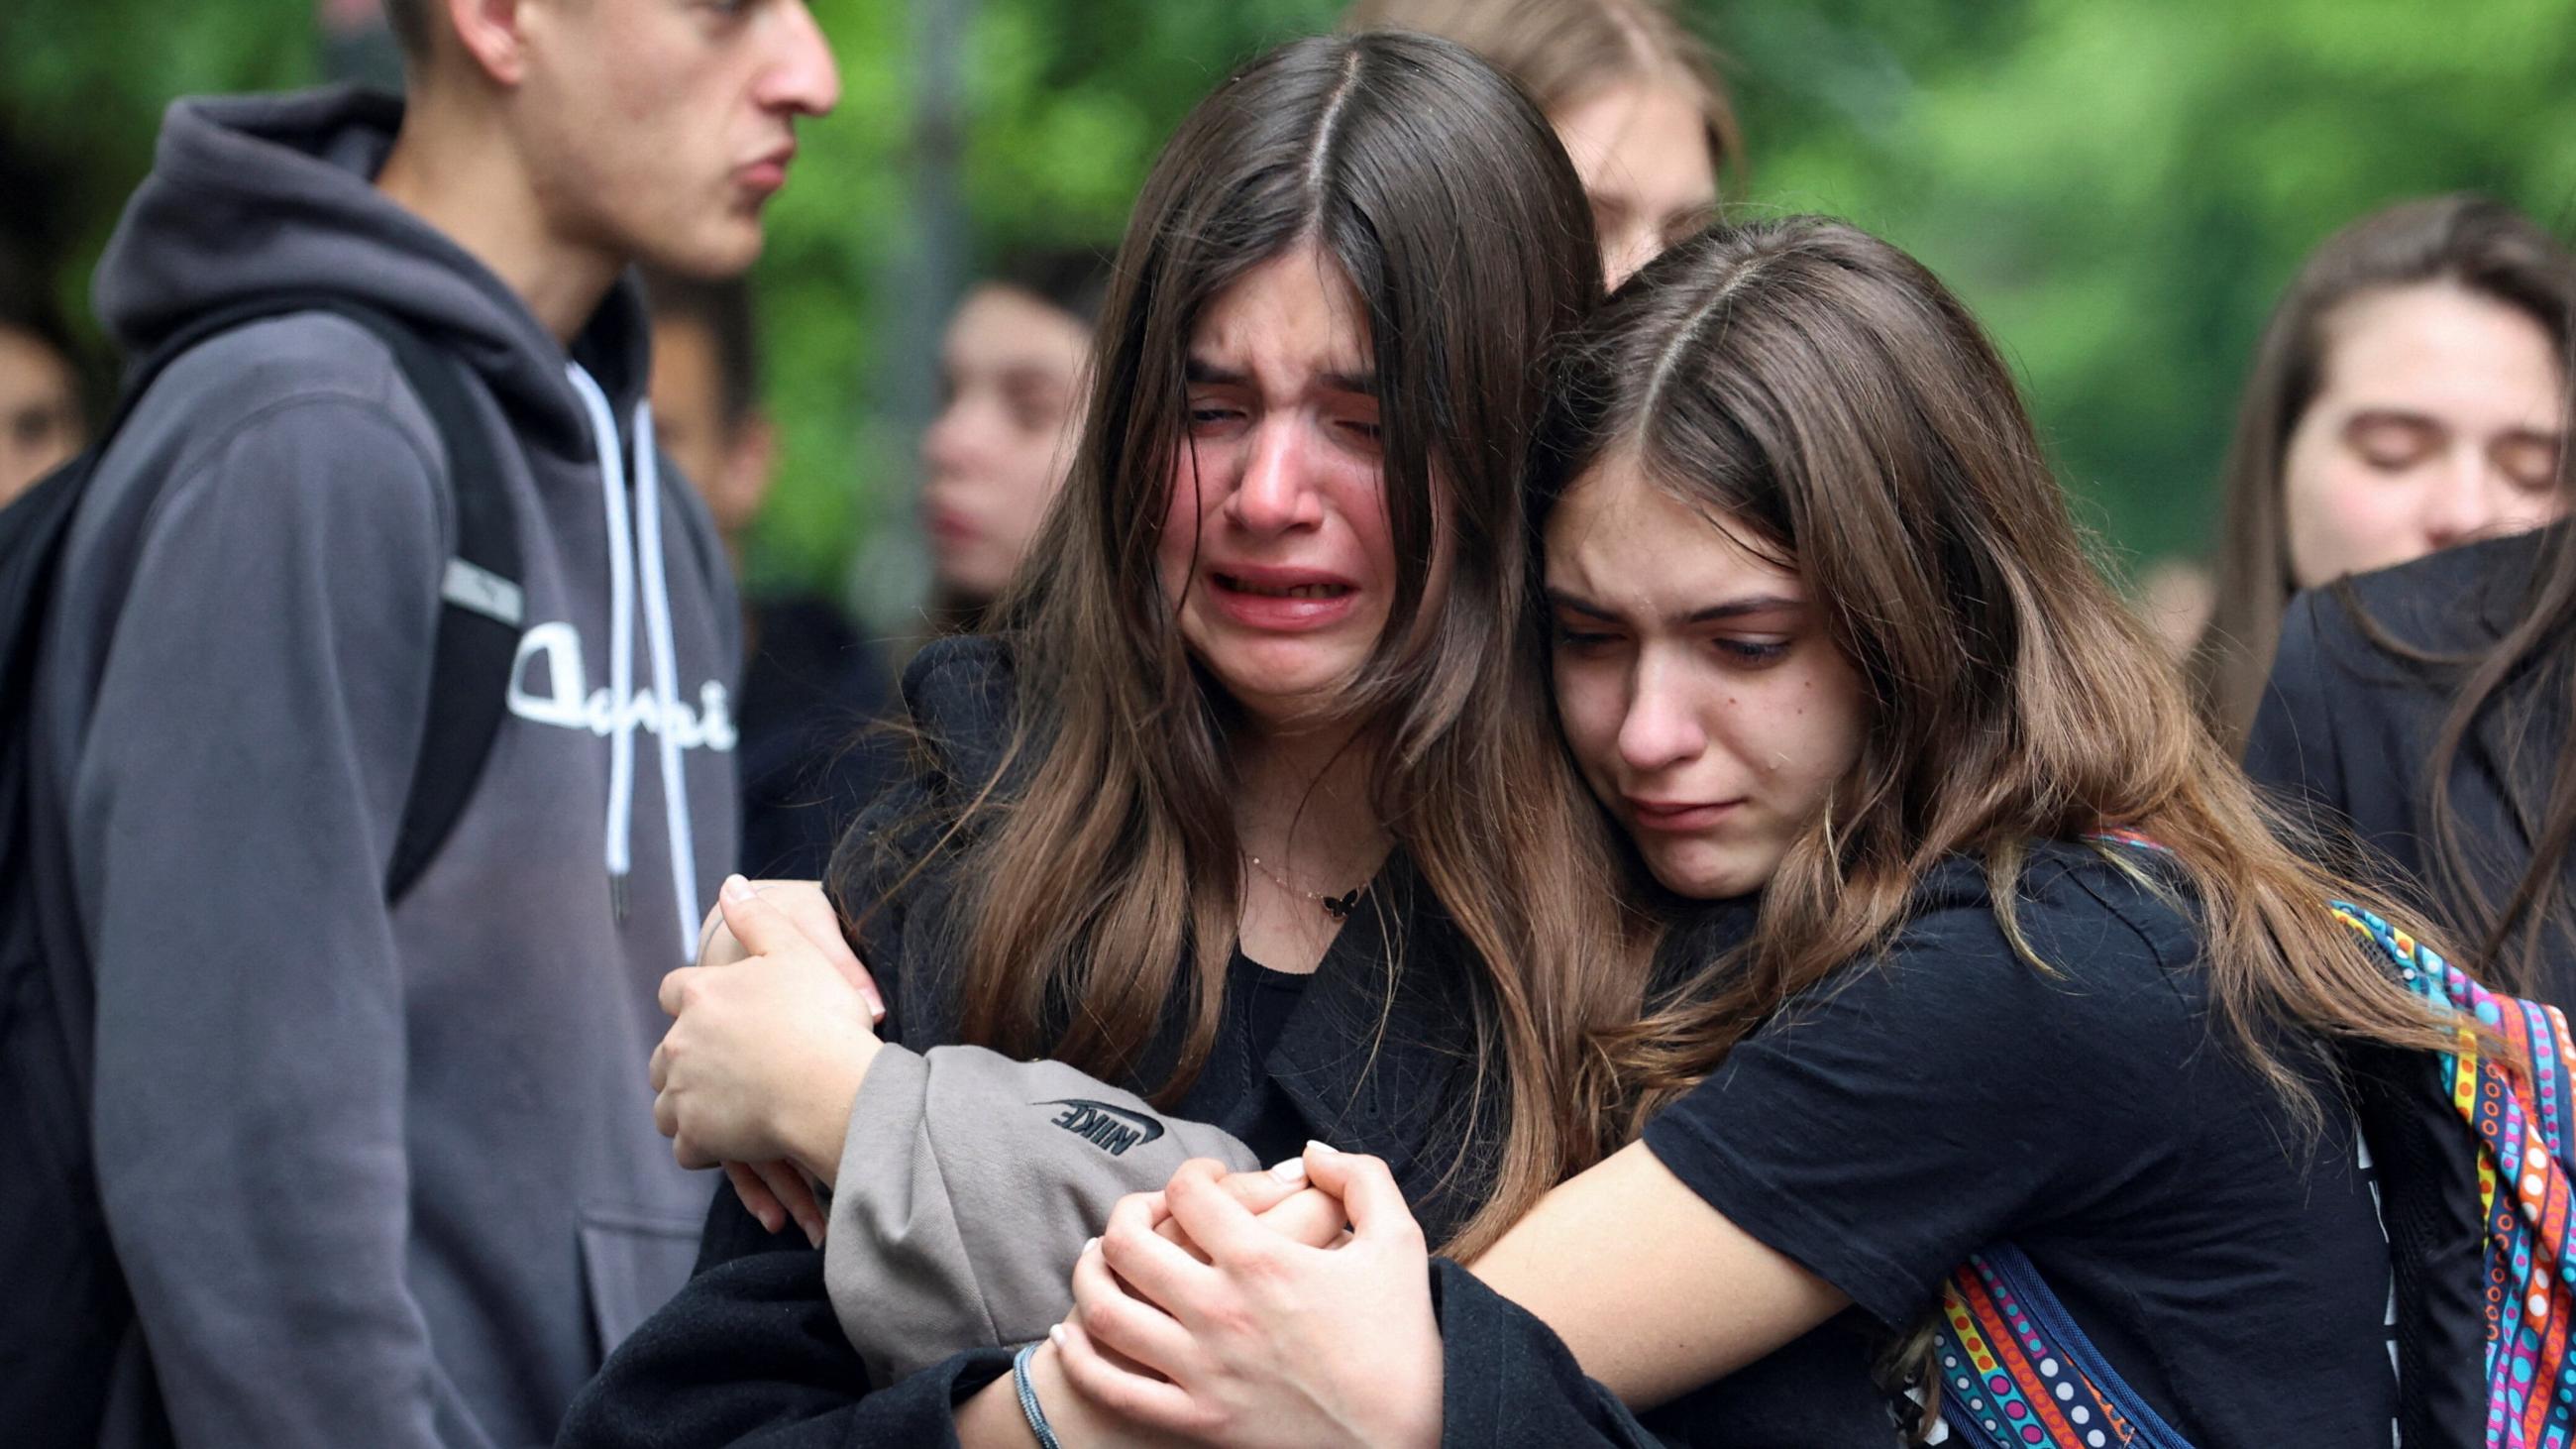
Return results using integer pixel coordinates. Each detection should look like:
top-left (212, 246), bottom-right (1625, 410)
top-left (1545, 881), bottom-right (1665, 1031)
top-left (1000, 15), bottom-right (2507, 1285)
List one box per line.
top-left (1932, 832), bottom-right (2576, 1447)
top-left (1934, 1244), bottom-right (2193, 1448)
top-left (2330, 901), bottom-right (2576, 1449)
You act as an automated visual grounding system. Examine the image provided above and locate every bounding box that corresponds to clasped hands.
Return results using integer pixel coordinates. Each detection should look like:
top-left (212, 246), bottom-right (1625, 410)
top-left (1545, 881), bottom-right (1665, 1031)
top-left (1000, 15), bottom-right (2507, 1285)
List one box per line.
top-left (1012, 1145), bottom-right (1446, 1449)
top-left (651, 874), bottom-right (886, 1244)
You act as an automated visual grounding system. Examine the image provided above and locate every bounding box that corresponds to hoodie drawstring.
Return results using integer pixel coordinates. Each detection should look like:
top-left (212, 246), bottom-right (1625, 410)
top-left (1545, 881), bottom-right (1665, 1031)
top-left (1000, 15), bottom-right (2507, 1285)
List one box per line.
top-left (632, 420), bottom-right (703, 962)
top-left (567, 363), bottom-right (698, 964)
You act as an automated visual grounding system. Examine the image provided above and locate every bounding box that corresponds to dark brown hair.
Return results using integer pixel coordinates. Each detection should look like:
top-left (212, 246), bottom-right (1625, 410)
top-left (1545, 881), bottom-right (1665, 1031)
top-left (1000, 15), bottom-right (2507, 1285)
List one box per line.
top-left (2192, 193), bottom-right (2576, 745)
top-left (1347, 0), bottom-right (1745, 189)
top-left (1537, 215), bottom-right (2455, 1137)
top-left (379, 0), bottom-right (431, 60)
top-left (843, 33), bottom-right (1641, 1257)
top-left (641, 270), bottom-right (761, 437)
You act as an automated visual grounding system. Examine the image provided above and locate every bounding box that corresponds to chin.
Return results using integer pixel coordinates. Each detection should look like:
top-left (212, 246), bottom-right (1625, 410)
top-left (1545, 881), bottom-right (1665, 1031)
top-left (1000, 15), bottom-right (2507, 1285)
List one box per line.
top-left (641, 223), bottom-right (766, 283)
top-left (1209, 660), bottom-right (1358, 726)
top-left (1645, 842), bottom-right (1771, 903)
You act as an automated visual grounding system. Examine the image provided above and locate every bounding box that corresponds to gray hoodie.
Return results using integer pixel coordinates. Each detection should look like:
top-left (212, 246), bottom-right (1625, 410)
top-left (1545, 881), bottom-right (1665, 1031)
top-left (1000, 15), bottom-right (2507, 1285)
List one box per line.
top-left (31, 87), bottom-right (736, 1448)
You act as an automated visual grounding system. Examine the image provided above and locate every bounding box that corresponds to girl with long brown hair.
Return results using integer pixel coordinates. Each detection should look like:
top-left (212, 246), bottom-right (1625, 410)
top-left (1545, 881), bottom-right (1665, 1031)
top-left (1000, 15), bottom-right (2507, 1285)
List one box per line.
top-left (2191, 194), bottom-right (2574, 747)
top-left (1346, 0), bottom-right (1744, 283)
top-left (2247, 485), bottom-right (2576, 1009)
top-left (1041, 216), bottom-right (2461, 1446)
top-left (566, 32), bottom-right (1650, 1447)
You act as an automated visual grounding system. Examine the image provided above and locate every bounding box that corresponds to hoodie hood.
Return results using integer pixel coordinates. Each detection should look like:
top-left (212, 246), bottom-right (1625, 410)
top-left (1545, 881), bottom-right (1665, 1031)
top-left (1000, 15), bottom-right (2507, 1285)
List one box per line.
top-left (93, 84), bottom-right (645, 461)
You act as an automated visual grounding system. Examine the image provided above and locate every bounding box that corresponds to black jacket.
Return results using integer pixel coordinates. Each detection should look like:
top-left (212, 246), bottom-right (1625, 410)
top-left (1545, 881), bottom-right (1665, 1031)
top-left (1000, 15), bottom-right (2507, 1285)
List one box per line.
top-left (560, 634), bottom-right (1517, 1447)
top-left (2245, 524), bottom-right (2576, 1008)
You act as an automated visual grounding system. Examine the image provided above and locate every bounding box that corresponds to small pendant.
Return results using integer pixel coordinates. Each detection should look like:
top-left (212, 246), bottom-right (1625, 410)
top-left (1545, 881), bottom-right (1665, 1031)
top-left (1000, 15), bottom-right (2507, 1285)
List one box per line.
top-left (1321, 889), bottom-right (1361, 921)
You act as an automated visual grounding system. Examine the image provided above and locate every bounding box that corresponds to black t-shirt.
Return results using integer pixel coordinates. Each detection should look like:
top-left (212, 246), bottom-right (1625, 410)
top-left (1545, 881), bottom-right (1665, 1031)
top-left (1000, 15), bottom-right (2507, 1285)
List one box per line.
top-left (1168, 948), bottom-right (1314, 1159)
top-left (1636, 842), bottom-right (2396, 1447)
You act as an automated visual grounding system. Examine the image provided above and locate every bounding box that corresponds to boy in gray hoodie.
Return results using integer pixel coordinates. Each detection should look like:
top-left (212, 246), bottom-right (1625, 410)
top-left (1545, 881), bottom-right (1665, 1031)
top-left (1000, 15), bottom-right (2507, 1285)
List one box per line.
top-left (24, 2), bottom-right (838, 1444)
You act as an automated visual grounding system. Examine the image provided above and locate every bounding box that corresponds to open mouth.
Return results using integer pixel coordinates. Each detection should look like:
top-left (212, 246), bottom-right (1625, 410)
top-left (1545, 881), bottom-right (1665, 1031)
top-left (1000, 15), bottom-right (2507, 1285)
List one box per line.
top-left (1214, 573), bottom-right (1354, 601)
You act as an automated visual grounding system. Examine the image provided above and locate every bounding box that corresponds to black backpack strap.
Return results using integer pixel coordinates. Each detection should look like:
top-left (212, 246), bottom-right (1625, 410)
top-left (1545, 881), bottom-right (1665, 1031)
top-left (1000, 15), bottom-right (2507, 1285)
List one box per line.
top-left (2348, 1040), bottom-right (2489, 1448)
top-left (21, 296), bottom-right (523, 907)
top-left (127, 296), bottom-right (522, 902)
top-left (312, 305), bottom-right (524, 903)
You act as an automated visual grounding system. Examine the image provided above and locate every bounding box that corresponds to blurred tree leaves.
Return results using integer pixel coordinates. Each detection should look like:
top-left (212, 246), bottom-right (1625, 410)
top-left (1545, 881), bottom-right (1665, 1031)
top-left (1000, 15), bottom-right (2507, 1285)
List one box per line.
top-left (1703, 0), bottom-right (2576, 569)
top-left (6, 0), bottom-right (2572, 598)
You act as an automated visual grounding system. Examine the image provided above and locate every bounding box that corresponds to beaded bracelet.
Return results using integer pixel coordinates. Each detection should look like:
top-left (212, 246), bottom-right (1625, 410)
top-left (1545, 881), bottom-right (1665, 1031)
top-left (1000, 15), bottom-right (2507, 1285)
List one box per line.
top-left (1012, 1340), bottom-right (1065, 1449)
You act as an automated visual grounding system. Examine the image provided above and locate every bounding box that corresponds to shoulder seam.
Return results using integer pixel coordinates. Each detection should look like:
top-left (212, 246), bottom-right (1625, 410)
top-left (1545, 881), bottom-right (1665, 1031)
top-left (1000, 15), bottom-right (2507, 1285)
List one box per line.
top-left (133, 391), bottom-right (449, 568)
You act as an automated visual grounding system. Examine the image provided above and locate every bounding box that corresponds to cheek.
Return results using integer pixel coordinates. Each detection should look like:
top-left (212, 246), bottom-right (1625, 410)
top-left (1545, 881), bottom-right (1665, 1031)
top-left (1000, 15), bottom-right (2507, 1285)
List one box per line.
top-left (1154, 454), bottom-right (1209, 588)
top-left (2281, 442), bottom-right (2398, 584)
top-left (1329, 463), bottom-right (1398, 585)
top-left (2512, 490), bottom-right (2572, 529)
top-left (1753, 660), bottom-right (1866, 797)
top-left (1552, 665), bottom-right (1627, 788)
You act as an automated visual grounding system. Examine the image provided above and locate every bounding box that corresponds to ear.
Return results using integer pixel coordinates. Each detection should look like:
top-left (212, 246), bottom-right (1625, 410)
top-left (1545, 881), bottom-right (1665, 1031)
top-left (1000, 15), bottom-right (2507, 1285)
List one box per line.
top-left (446, 0), bottom-right (532, 87)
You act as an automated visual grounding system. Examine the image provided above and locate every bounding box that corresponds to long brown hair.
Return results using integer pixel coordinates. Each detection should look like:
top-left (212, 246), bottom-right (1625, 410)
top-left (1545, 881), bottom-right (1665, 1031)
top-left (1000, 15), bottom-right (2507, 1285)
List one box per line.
top-left (2191, 194), bottom-right (2576, 745)
top-left (1345, 0), bottom-right (1746, 190)
top-left (1533, 217), bottom-right (2457, 1143)
top-left (850, 33), bottom-right (1643, 1257)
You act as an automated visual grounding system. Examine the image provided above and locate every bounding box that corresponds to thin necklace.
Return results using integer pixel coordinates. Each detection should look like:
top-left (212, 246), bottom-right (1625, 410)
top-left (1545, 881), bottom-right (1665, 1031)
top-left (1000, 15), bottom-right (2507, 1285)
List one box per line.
top-left (1242, 851), bottom-right (1365, 921)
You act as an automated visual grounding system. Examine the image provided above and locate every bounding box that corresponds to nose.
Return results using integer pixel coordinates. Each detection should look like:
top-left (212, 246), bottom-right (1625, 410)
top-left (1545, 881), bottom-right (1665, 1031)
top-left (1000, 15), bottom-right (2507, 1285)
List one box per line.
top-left (1603, 221), bottom-right (1657, 288)
top-left (920, 395), bottom-right (983, 479)
top-left (761, 2), bottom-right (843, 118)
top-left (1223, 420), bottom-right (1325, 536)
top-left (1617, 652), bottom-right (1707, 775)
top-left (2420, 448), bottom-right (2496, 553)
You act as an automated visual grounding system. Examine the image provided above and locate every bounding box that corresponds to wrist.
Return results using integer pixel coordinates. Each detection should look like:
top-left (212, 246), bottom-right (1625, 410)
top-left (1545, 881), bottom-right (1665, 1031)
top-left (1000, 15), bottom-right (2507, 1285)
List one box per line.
top-left (956, 1368), bottom-right (1040, 1449)
top-left (785, 1032), bottom-right (876, 1189)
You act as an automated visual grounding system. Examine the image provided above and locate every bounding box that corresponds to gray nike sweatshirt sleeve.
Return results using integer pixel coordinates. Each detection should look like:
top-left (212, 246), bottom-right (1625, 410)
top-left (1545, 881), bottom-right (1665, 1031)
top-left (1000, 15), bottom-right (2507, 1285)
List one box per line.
top-left (823, 1045), bottom-right (1261, 1385)
top-left (72, 396), bottom-right (459, 1448)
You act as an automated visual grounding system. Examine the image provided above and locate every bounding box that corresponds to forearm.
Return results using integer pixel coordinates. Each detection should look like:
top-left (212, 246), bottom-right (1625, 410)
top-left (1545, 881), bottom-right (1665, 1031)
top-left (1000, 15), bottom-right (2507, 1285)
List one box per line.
top-left (90, 883), bottom-right (437, 1442)
top-left (1464, 1141), bottom-right (1843, 1408)
top-left (826, 1044), bottom-right (1260, 1384)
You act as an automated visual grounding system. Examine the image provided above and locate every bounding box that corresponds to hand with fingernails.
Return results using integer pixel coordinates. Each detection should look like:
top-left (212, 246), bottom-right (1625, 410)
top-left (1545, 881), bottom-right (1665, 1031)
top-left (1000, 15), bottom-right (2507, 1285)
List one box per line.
top-left (1033, 1143), bottom-right (1444, 1449)
top-left (683, 878), bottom-right (886, 1244)
top-left (652, 875), bottom-right (886, 1243)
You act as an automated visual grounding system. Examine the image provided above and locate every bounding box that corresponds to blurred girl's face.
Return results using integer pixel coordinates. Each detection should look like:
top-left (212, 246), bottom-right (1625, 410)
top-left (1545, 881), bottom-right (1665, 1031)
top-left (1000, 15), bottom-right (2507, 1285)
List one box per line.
top-left (1157, 245), bottom-right (1408, 731)
top-left (1551, 76), bottom-right (1718, 286)
top-left (1547, 457), bottom-right (1865, 900)
top-left (919, 283), bottom-right (1093, 607)
top-left (2282, 281), bottom-right (2566, 590)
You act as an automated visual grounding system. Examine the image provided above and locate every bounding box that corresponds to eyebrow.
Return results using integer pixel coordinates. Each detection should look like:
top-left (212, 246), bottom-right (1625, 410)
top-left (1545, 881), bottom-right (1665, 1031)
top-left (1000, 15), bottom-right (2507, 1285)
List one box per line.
top-left (2344, 410), bottom-right (2566, 444)
top-left (1546, 587), bottom-right (1805, 626)
top-left (1184, 357), bottom-right (1377, 395)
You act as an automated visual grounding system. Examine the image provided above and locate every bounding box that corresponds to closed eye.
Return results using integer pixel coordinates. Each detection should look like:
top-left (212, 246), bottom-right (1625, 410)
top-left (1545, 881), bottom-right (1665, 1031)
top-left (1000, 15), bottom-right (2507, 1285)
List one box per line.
top-left (1714, 638), bottom-right (1791, 665)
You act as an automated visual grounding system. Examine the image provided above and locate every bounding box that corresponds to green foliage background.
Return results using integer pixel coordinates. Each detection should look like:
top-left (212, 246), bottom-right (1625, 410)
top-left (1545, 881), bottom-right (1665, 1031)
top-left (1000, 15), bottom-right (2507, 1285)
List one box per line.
top-left (6, 0), bottom-right (2574, 604)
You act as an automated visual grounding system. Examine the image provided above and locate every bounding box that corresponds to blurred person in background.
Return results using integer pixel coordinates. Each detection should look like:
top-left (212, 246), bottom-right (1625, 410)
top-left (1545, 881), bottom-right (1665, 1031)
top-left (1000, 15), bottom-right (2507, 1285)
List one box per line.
top-left (2133, 555), bottom-right (2214, 660)
top-left (647, 271), bottom-right (898, 878)
top-left (915, 247), bottom-right (1106, 631)
top-left (1347, 0), bottom-right (1744, 283)
top-left (0, 256), bottom-right (89, 507)
top-left (2247, 375), bottom-right (2576, 1007)
top-left (2193, 193), bottom-right (2575, 744)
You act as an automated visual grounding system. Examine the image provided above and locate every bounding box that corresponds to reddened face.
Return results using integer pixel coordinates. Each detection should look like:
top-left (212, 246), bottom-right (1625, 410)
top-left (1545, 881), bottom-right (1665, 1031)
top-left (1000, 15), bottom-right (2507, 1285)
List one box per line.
top-left (1157, 246), bottom-right (1405, 732)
